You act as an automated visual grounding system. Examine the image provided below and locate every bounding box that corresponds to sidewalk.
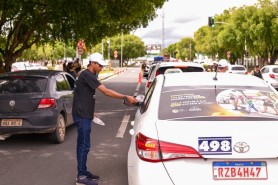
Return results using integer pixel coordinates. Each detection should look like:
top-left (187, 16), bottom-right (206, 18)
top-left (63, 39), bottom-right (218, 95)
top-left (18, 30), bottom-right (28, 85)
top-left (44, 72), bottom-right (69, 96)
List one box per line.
top-left (98, 67), bottom-right (127, 80)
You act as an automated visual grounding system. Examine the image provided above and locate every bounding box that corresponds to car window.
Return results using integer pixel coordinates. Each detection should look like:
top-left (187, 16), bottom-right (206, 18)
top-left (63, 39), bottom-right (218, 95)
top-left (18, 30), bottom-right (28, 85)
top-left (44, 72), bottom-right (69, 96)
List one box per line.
top-left (157, 66), bottom-right (204, 75)
top-left (272, 68), bottom-right (278, 73)
top-left (55, 74), bottom-right (70, 91)
top-left (0, 77), bottom-right (47, 93)
top-left (140, 78), bottom-right (157, 114)
top-left (261, 67), bottom-right (269, 73)
top-left (64, 74), bottom-right (75, 90)
top-left (231, 66), bottom-right (245, 71)
top-left (158, 85), bottom-right (278, 121)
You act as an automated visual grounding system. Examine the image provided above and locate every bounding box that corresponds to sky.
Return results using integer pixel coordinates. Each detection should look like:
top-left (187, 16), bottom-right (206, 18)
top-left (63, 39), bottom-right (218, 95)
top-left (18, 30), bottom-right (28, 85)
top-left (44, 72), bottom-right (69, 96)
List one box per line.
top-left (133, 0), bottom-right (258, 47)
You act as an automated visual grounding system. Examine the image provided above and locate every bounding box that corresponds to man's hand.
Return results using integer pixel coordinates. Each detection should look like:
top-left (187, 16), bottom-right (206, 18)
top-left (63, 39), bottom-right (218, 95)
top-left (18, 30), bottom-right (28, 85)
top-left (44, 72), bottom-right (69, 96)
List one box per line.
top-left (123, 95), bottom-right (139, 106)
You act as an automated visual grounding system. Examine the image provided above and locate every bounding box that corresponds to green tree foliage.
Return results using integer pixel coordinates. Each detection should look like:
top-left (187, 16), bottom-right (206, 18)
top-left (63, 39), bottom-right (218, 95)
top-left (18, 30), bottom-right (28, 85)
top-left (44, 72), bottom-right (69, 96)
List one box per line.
top-left (18, 42), bottom-right (76, 62)
top-left (175, 37), bottom-right (195, 61)
top-left (176, 0), bottom-right (278, 64)
top-left (92, 34), bottom-right (145, 64)
top-left (0, 0), bottom-right (167, 72)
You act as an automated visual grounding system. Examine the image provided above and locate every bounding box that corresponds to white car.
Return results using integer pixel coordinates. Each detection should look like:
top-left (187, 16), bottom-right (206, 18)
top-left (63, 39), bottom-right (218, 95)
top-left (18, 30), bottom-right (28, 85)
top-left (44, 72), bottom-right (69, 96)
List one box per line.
top-left (260, 65), bottom-right (278, 89)
top-left (11, 62), bottom-right (48, 71)
top-left (144, 62), bottom-right (205, 94)
top-left (128, 72), bottom-right (278, 185)
top-left (227, 64), bottom-right (248, 75)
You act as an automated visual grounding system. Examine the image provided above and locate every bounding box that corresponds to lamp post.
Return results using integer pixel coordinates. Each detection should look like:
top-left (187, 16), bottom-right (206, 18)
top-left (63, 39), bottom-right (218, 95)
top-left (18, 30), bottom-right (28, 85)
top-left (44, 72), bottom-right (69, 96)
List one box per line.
top-left (107, 38), bottom-right (110, 60)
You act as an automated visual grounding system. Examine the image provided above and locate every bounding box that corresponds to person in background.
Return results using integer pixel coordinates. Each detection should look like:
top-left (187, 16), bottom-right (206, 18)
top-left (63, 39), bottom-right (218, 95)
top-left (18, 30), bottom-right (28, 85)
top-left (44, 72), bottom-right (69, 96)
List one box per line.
top-left (72, 52), bottom-right (138, 185)
top-left (250, 65), bottom-right (262, 79)
top-left (67, 62), bottom-right (76, 79)
top-left (217, 59), bottom-right (229, 73)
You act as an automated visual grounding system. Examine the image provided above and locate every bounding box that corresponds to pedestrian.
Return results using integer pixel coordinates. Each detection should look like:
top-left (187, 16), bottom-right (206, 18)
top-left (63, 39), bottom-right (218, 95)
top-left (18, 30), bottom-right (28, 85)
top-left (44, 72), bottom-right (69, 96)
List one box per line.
top-left (217, 59), bottom-right (229, 73)
top-left (141, 61), bottom-right (146, 73)
top-left (72, 52), bottom-right (138, 185)
top-left (250, 65), bottom-right (262, 79)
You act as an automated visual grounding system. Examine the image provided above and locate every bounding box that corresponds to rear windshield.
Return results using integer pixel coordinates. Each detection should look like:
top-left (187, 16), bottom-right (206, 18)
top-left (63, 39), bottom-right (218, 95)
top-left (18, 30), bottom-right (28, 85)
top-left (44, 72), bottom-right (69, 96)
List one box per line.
top-left (159, 86), bottom-right (278, 121)
top-left (0, 77), bottom-right (47, 93)
top-left (231, 66), bottom-right (245, 71)
top-left (157, 66), bottom-right (204, 75)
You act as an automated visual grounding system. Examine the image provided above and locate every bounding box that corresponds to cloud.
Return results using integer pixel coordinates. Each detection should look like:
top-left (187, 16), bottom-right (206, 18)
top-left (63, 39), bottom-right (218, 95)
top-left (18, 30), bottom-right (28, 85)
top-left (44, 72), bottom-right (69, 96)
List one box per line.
top-left (134, 0), bottom-right (258, 47)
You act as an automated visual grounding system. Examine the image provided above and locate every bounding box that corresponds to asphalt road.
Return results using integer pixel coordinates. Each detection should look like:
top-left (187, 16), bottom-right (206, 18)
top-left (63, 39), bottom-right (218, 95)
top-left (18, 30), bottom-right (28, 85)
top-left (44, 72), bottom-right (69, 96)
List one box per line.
top-left (0, 66), bottom-right (144, 185)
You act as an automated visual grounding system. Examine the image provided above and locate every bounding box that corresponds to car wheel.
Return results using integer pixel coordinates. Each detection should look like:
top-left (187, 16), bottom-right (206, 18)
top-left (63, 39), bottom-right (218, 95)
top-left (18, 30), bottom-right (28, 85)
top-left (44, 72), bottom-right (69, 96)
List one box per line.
top-left (49, 114), bottom-right (66, 144)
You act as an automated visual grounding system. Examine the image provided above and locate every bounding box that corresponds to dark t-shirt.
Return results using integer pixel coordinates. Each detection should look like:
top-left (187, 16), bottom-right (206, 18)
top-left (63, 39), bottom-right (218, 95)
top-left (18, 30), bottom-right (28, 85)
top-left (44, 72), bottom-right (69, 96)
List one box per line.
top-left (72, 69), bottom-right (101, 119)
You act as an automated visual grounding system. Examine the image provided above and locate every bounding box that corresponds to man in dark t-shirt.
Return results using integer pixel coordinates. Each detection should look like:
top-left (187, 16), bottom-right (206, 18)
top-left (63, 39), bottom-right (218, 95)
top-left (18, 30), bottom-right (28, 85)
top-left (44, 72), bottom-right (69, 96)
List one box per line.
top-left (72, 52), bottom-right (138, 185)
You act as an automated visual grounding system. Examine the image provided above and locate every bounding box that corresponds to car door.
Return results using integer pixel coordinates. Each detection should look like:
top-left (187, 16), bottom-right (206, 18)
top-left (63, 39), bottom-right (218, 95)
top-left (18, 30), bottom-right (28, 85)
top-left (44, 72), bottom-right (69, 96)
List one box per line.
top-left (55, 74), bottom-right (75, 125)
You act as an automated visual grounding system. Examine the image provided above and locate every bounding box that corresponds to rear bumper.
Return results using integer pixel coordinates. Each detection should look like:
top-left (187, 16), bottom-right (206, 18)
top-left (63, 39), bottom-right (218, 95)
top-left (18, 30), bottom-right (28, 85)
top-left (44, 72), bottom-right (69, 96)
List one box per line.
top-left (0, 110), bottom-right (58, 135)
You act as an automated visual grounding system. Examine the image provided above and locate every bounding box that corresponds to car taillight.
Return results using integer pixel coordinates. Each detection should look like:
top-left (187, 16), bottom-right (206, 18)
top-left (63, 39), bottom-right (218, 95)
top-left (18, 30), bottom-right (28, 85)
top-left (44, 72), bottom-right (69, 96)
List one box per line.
top-left (146, 81), bottom-right (152, 88)
top-left (136, 133), bottom-right (203, 162)
top-left (38, 98), bottom-right (55, 108)
top-left (269, 74), bottom-right (275, 79)
top-left (155, 71), bottom-right (159, 76)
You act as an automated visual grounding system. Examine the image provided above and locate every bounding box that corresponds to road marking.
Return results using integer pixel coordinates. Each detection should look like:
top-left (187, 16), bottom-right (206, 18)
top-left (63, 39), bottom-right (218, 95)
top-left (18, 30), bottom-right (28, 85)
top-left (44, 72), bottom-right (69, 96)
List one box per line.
top-left (134, 83), bottom-right (141, 97)
top-left (116, 114), bottom-right (130, 138)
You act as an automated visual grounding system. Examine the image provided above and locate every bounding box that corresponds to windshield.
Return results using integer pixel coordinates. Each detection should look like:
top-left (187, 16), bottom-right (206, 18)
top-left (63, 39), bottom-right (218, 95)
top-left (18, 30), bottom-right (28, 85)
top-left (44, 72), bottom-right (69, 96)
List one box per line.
top-left (159, 86), bottom-right (278, 121)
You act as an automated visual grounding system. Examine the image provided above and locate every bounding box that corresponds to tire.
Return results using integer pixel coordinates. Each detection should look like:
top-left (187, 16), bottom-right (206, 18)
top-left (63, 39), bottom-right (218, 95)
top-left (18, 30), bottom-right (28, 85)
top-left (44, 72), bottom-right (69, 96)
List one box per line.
top-left (49, 114), bottom-right (66, 144)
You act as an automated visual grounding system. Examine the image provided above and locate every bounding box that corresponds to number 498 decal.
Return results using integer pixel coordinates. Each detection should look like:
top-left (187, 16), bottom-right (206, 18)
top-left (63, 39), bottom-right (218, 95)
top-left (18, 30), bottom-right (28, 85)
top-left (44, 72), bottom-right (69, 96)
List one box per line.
top-left (198, 137), bottom-right (232, 155)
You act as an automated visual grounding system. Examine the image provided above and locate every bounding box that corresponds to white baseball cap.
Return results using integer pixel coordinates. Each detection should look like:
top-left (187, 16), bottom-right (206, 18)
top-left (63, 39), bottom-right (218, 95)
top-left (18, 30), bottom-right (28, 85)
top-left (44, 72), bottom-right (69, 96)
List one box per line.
top-left (218, 59), bottom-right (229, 67)
top-left (89, 52), bottom-right (108, 66)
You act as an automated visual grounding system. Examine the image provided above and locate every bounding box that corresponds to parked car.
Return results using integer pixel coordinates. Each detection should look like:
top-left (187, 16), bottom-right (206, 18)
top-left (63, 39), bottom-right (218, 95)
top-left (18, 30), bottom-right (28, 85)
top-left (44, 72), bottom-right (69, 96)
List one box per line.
top-left (227, 64), bottom-right (248, 75)
top-left (128, 72), bottom-right (278, 185)
top-left (0, 70), bottom-right (75, 143)
top-left (29, 63), bottom-right (49, 70)
top-left (11, 62), bottom-right (33, 71)
top-left (144, 62), bottom-right (205, 94)
top-left (260, 65), bottom-right (278, 90)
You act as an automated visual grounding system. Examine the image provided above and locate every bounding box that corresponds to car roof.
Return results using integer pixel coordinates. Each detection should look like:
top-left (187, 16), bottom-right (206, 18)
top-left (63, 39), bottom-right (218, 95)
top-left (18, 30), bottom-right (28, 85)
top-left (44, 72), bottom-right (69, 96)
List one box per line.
top-left (160, 72), bottom-right (267, 87)
top-left (156, 61), bottom-right (204, 68)
top-left (1, 70), bottom-right (64, 78)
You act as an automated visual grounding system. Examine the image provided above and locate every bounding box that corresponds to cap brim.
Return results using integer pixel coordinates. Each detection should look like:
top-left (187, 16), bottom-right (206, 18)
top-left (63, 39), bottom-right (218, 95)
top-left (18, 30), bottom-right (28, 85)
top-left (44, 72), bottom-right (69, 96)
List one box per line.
top-left (98, 60), bottom-right (108, 66)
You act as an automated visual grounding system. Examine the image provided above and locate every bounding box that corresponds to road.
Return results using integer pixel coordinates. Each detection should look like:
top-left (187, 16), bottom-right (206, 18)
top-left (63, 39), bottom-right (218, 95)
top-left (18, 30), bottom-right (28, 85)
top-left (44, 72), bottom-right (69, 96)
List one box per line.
top-left (0, 67), bottom-right (144, 185)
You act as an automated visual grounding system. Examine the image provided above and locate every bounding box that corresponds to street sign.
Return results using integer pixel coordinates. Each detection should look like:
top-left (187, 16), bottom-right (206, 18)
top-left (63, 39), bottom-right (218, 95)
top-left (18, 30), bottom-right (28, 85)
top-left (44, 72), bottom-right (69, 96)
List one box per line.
top-left (77, 39), bottom-right (84, 49)
top-left (78, 48), bottom-right (84, 55)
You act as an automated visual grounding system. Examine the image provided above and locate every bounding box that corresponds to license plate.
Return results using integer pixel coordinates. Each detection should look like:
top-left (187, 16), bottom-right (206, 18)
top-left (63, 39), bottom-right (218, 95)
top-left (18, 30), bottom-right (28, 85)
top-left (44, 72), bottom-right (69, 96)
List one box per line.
top-left (213, 161), bottom-right (268, 180)
top-left (1, 119), bottom-right (23, 126)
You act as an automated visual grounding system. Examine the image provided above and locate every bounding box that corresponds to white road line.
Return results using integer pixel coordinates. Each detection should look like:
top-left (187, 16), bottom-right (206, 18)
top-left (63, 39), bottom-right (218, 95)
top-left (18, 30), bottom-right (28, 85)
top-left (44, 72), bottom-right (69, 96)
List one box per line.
top-left (134, 83), bottom-right (141, 96)
top-left (116, 114), bottom-right (130, 138)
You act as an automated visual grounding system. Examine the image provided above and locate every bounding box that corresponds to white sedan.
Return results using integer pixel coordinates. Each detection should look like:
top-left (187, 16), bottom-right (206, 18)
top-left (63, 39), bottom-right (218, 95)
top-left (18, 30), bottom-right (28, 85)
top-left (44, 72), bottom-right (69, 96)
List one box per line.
top-left (128, 72), bottom-right (278, 185)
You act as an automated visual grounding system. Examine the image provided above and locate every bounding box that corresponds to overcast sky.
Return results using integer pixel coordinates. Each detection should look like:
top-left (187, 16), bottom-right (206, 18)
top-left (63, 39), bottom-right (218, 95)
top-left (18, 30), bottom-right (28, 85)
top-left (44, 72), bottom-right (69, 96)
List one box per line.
top-left (133, 0), bottom-right (258, 47)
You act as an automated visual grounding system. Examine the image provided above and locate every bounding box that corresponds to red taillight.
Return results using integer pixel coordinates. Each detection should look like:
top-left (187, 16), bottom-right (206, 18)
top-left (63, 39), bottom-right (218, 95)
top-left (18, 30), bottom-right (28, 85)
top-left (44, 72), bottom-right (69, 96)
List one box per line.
top-left (155, 71), bottom-right (159, 76)
top-left (136, 133), bottom-right (203, 162)
top-left (269, 74), bottom-right (275, 79)
top-left (146, 81), bottom-right (152, 88)
top-left (38, 98), bottom-right (55, 108)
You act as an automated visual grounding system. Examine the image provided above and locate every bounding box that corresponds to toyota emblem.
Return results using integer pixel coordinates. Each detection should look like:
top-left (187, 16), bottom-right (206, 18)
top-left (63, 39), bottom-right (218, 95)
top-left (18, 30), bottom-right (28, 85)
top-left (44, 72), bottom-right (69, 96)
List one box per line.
top-left (233, 142), bottom-right (250, 153)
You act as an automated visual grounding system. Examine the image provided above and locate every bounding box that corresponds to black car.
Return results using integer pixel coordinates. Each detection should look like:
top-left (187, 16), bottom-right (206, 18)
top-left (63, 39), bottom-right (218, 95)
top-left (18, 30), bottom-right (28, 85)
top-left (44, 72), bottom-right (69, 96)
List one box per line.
top-left (0, 70), bottom-right (75, 143)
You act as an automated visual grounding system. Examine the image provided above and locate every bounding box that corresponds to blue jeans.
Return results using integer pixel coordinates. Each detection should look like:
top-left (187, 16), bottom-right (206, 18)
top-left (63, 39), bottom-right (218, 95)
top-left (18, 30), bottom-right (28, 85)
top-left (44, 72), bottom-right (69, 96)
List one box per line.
top-left (73, 116), bottom-right (92, 177)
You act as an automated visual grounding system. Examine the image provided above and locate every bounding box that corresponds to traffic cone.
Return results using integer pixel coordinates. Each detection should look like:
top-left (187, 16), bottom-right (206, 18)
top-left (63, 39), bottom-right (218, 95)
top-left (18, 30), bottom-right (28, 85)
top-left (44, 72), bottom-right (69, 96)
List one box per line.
top-left (138, 71), bottom-right (143, 84)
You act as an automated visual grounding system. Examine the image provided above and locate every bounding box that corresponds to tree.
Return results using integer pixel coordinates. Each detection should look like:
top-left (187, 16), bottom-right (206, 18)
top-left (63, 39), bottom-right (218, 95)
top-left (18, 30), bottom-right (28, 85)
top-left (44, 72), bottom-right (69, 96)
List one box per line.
top-left (92, 34), bottom-right (145, 65)
top-left (0, 0), bottom-right (167, 73)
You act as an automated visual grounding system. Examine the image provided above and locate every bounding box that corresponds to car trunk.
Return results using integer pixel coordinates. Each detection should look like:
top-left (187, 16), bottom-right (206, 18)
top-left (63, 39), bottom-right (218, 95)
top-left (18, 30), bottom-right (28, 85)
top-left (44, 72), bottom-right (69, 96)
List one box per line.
top-left (0, 93), bottom-right (45, 113)
top-left (155, 120), bottom-right (278, 184)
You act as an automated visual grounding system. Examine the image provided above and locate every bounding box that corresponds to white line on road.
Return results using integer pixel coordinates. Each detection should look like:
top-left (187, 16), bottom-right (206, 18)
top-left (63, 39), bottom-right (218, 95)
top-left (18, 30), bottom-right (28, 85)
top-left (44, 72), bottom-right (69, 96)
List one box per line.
top-left (116, 114), bottom-right (130, 138)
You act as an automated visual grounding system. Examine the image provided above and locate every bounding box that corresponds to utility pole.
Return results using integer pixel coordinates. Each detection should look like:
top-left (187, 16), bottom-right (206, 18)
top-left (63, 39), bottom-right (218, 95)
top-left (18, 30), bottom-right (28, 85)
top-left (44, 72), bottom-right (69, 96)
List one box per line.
top-left (161, 9), bottom-right (165, 55)
top-left (121, 32), bottom-right (123, 67)
top-left (107, 38), bottom-right (110, 60)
